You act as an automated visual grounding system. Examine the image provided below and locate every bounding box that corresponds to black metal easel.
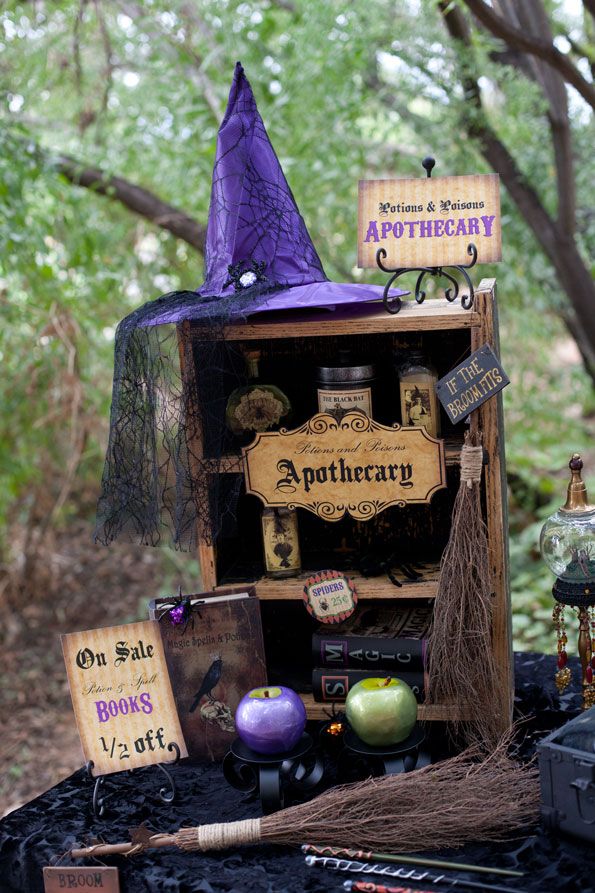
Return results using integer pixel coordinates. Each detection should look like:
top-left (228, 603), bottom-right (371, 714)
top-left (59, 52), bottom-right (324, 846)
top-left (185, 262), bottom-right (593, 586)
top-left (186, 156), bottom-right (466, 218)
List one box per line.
top-left (85, 742), bottom-right (181, 817)
top-left (378, 157), bottom-right (478, 314)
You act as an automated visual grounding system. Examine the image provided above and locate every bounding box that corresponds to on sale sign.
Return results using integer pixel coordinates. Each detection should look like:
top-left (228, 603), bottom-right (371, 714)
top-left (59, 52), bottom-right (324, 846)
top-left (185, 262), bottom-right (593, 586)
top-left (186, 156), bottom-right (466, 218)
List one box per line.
top-left (62, 620), bottom-right (187, 775)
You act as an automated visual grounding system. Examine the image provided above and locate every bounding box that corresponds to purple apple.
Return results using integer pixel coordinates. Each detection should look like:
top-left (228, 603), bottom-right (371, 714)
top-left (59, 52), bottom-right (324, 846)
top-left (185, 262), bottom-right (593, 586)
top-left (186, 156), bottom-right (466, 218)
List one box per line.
top-left (235, 685), bottom-right (306, 754)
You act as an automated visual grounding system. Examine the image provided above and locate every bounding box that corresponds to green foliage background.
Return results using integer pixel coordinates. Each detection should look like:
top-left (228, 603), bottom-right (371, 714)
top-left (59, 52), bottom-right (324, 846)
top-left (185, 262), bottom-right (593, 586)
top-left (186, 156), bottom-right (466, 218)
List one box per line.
top-left (0, 0), bottom-right (593, 651)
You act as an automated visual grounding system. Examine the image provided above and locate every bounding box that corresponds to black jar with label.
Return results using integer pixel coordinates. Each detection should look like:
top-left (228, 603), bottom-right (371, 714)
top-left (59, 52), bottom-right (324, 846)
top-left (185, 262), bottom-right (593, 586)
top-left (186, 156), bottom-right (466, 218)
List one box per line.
top-left (315, 350), bottom-right (377, 421)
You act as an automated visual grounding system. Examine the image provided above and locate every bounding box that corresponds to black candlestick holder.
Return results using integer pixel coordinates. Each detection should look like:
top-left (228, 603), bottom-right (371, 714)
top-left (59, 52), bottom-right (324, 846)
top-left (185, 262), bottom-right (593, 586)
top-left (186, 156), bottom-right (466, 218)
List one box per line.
top-left (223, 733), bottom-right (324, 814)
top-left (340, 724), bottom-right (427, 778)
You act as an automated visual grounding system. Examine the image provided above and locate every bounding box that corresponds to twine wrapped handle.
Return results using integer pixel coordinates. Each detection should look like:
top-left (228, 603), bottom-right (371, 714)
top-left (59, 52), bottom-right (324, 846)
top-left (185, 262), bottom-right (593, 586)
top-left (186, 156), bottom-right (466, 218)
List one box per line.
top-left (176, 819), bottom-right (261, 852)
top-left (460, 437), bottom-right (483, 489)
top-left (69, 820), bottom-right (262, 859)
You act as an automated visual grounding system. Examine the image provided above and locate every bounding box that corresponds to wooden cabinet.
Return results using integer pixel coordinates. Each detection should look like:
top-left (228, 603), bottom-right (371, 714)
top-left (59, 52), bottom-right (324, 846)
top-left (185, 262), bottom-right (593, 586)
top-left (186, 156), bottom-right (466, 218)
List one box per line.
top-left (181, 278), bottom-right (512, 730)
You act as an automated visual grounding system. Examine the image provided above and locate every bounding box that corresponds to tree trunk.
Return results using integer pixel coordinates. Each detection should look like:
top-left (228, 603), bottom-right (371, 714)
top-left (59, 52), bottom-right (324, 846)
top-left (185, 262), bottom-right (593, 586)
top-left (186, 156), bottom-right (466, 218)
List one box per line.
top-left (440, 2), bottom-right (595, 381)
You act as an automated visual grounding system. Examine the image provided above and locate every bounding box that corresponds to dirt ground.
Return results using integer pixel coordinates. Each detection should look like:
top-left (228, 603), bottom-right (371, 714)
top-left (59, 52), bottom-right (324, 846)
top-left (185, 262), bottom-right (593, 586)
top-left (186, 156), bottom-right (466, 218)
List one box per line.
top-left (0, 521), bottom-right (183, 817)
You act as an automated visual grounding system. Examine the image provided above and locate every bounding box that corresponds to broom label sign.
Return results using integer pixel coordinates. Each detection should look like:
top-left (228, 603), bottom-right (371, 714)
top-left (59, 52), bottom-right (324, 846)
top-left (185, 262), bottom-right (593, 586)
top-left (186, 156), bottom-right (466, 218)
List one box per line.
top-left (435, 344), bottom-right (510, 424)
top-left (358, 173), bottom-right (501, 268)
top-left (242, 412), bottom-right (446, 521)
top-left (62, 620), bottom-right (187, 776)
top-left (43, 867), bottom-right (120, 892)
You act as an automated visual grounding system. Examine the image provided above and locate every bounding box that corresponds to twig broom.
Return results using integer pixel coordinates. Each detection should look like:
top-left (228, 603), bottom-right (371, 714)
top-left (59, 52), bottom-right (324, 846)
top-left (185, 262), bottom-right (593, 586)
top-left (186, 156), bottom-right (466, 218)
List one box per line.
top-left (70, 739), bottom-right (539, 859)
top-left (426, 429), bottom-right (503, 748)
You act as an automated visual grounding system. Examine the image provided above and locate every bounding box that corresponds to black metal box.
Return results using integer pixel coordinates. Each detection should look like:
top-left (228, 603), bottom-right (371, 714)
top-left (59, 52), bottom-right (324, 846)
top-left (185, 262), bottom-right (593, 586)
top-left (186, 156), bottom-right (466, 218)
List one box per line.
top-left (538, 706), bottom-right (595, 843)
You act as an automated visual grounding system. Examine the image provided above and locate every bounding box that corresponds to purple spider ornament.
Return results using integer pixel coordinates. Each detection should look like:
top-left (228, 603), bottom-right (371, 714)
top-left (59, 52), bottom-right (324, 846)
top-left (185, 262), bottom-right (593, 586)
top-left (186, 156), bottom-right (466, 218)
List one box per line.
top-left (157, 587), bottom-right (194, 634)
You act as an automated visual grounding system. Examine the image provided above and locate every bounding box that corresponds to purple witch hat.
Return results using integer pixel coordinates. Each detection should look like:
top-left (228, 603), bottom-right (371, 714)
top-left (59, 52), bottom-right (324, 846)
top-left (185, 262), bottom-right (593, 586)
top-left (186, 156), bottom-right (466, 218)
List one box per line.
top-left (199, 62), bottom-right (326, 297)
top-left (146, 62), bottom-right (404, 325)
top-left (95, 63), bottom-right (405, 552)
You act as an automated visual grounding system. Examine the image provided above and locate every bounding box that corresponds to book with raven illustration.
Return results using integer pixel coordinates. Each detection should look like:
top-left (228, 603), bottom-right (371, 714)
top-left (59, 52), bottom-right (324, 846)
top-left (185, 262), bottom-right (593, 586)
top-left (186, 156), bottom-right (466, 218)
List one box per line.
top-left (150, 586), bottom-right (266, 760)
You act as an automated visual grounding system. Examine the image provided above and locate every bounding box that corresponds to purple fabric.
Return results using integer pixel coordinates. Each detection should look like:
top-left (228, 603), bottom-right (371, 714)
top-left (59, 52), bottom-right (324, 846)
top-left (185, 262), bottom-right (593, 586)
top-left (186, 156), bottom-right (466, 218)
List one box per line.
top-left (94, 62), bottom-right (406, 551)
top-left (141, 282), bottom-right (401, 326)
top-left (132, 62), bottom-right (406, 327)
top-left (198, 62), bottom-right (327, 297)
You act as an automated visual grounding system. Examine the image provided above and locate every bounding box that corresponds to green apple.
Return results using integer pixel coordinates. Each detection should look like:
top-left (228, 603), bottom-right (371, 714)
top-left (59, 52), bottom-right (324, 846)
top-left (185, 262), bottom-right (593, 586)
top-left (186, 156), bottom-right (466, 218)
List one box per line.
top-left (345, 676), bottom-right (418, 747)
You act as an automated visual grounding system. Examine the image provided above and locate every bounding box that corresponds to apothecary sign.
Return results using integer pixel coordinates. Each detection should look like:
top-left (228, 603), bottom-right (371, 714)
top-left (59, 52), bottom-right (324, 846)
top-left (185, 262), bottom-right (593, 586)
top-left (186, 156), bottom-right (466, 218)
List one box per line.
top-left (358, 173), bottom-right (501, 269)
top-left (242, 412), bottom-right (446, 521)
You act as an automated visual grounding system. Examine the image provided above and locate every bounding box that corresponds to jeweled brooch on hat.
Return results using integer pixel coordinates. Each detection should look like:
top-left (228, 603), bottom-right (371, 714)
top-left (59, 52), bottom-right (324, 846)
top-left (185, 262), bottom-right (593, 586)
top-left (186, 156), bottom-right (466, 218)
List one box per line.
top-left (224, 259), bottom-right (268, 292)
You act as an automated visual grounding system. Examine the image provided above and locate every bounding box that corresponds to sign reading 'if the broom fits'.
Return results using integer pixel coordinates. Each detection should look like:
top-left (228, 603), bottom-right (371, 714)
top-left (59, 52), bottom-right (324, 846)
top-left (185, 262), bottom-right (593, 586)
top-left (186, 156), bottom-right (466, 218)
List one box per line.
top-left (358, 174), bottom-right (501, 269)
top-left (435, 343), bottom-right (510, 424)
top-left (242, 412), bottom-right (446, 521)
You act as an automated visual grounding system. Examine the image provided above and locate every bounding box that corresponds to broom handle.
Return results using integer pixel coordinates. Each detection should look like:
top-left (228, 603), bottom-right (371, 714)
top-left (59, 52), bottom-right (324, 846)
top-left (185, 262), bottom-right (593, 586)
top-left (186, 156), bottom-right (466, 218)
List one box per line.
top-left (70, 834), bottom-right (177, 859)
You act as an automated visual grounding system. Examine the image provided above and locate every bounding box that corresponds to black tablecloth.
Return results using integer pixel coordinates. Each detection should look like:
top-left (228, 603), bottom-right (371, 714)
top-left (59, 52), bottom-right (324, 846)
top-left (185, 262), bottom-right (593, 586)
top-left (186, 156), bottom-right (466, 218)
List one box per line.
top-left (2, 652), bottom-right (594, 893)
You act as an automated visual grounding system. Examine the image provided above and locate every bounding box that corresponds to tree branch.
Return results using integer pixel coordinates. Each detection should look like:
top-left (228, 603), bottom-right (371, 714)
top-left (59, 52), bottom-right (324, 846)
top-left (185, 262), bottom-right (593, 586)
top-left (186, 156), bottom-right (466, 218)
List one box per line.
top-left (439, 1), bottom-right (595, 379)
top-left (496, 0), bottom-right (575, 233)
top-left (119, 1), bottom-right (223, 124)
top-left (462, 0), bottom-right (595, 110)
top-left (55, 156), bottom-right (206, 252)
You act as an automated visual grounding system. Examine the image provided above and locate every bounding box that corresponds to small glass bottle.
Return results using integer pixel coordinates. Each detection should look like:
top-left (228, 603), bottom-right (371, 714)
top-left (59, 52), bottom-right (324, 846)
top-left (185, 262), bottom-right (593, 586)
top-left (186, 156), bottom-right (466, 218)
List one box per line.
top-left (315, 349), bottom-right (376, 420)
top-left (398, 350), bottom-right (441, 438)
top-left (261, 507), bottom-right (301, 578)
top-left (225, 349), bottom-right (291, 438)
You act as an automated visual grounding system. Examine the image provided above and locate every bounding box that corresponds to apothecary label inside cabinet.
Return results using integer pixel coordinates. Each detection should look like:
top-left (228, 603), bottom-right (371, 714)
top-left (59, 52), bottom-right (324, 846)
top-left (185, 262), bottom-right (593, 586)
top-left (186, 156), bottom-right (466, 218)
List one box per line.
top-left (242, 412), bottom-right (446, 521)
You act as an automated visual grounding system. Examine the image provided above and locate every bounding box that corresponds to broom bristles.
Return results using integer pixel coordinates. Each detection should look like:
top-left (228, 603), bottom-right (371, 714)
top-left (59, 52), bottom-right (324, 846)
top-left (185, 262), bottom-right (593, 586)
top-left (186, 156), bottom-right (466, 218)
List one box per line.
top-left (255, 736), bottom-right (539, 853)
top-left (426, 430), bottom-right (504, 749)
top-left (70, 737), bottom-right (539, 859)
top-left (170, 735), bottom-right (539, 855)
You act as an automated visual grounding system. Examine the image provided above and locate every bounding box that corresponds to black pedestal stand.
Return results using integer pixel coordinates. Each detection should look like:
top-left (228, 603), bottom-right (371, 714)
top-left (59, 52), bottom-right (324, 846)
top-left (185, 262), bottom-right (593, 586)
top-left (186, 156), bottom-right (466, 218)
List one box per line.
top-left (85, 742), bottom-right (181, 817)
top-left (223, 733), bottom-right (324, 814)
top-left (341, 725), bottom-right (427, 777)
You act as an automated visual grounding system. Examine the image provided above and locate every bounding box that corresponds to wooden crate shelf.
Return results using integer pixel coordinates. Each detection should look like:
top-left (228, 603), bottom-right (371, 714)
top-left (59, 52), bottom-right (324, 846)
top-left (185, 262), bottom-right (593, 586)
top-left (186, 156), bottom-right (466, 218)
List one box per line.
top-left (184, 281), bottom-right (513, 728)
top-left (217, 562), bottom-right (441, 601)
top-left (299, 693), bottom-right (473, 722)
top-left (214, 300), bottom-right (482, 341)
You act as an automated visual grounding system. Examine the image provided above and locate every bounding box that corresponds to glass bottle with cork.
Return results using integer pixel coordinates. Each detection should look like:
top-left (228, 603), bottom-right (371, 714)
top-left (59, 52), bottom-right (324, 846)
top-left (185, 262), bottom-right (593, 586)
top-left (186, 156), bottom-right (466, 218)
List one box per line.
top-left (397, 350), bottom-right (441, 438)
top-left (225, 348), bottom-right (291, 441)
top-left (261, 507), bottom-right (301, 578)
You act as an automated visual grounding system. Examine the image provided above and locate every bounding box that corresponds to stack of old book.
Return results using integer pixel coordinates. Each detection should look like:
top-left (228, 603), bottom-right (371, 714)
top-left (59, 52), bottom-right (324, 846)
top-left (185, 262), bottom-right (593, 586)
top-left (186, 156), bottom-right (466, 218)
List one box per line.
top-left (311, 602), bottom-right (431, 703)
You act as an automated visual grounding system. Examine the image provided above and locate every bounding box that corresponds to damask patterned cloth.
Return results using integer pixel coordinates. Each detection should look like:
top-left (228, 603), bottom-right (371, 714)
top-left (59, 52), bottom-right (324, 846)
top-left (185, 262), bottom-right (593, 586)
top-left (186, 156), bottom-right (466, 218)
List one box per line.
top-left (1, 653), bottom-right (593, 893)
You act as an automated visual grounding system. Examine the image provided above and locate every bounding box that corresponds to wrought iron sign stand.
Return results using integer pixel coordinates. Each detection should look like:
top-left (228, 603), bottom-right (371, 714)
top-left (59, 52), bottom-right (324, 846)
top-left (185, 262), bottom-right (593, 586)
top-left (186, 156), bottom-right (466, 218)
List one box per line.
top-left (85, 742), bottom-right (181, 817)
top-left (378, 157), bottom-right (478, 315)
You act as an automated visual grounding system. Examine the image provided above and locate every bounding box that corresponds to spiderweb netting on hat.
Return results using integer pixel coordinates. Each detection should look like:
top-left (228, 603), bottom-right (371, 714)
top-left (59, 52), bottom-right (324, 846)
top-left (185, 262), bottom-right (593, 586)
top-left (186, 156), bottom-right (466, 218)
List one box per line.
top-left (94, 63), bottom-right (327, 551)
top-left (94, 63), bottom-right (405, 552)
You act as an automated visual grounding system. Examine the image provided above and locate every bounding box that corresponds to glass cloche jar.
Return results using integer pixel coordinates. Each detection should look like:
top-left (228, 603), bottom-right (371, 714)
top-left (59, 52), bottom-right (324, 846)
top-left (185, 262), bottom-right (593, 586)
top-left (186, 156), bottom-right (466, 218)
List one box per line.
top-left (540, 454), bottom-right (595, 591)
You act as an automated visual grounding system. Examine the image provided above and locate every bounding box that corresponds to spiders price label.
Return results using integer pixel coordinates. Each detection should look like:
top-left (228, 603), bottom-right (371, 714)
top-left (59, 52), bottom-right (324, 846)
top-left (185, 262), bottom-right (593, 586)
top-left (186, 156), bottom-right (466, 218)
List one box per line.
top-left (304, 571), bottom-right (358, 623)
top-left (61, 620), bottom-right (187, 776)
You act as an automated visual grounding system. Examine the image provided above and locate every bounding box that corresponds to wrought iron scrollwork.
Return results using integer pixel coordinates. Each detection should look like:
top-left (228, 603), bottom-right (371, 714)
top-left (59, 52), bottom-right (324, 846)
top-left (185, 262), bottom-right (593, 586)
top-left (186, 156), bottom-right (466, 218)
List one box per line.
top-left (85, 742), bottom-right (181, 816)
top-left (223, 733), bottom-right (324, 814)
top-left (378, 242), bottom-right (478, 315)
